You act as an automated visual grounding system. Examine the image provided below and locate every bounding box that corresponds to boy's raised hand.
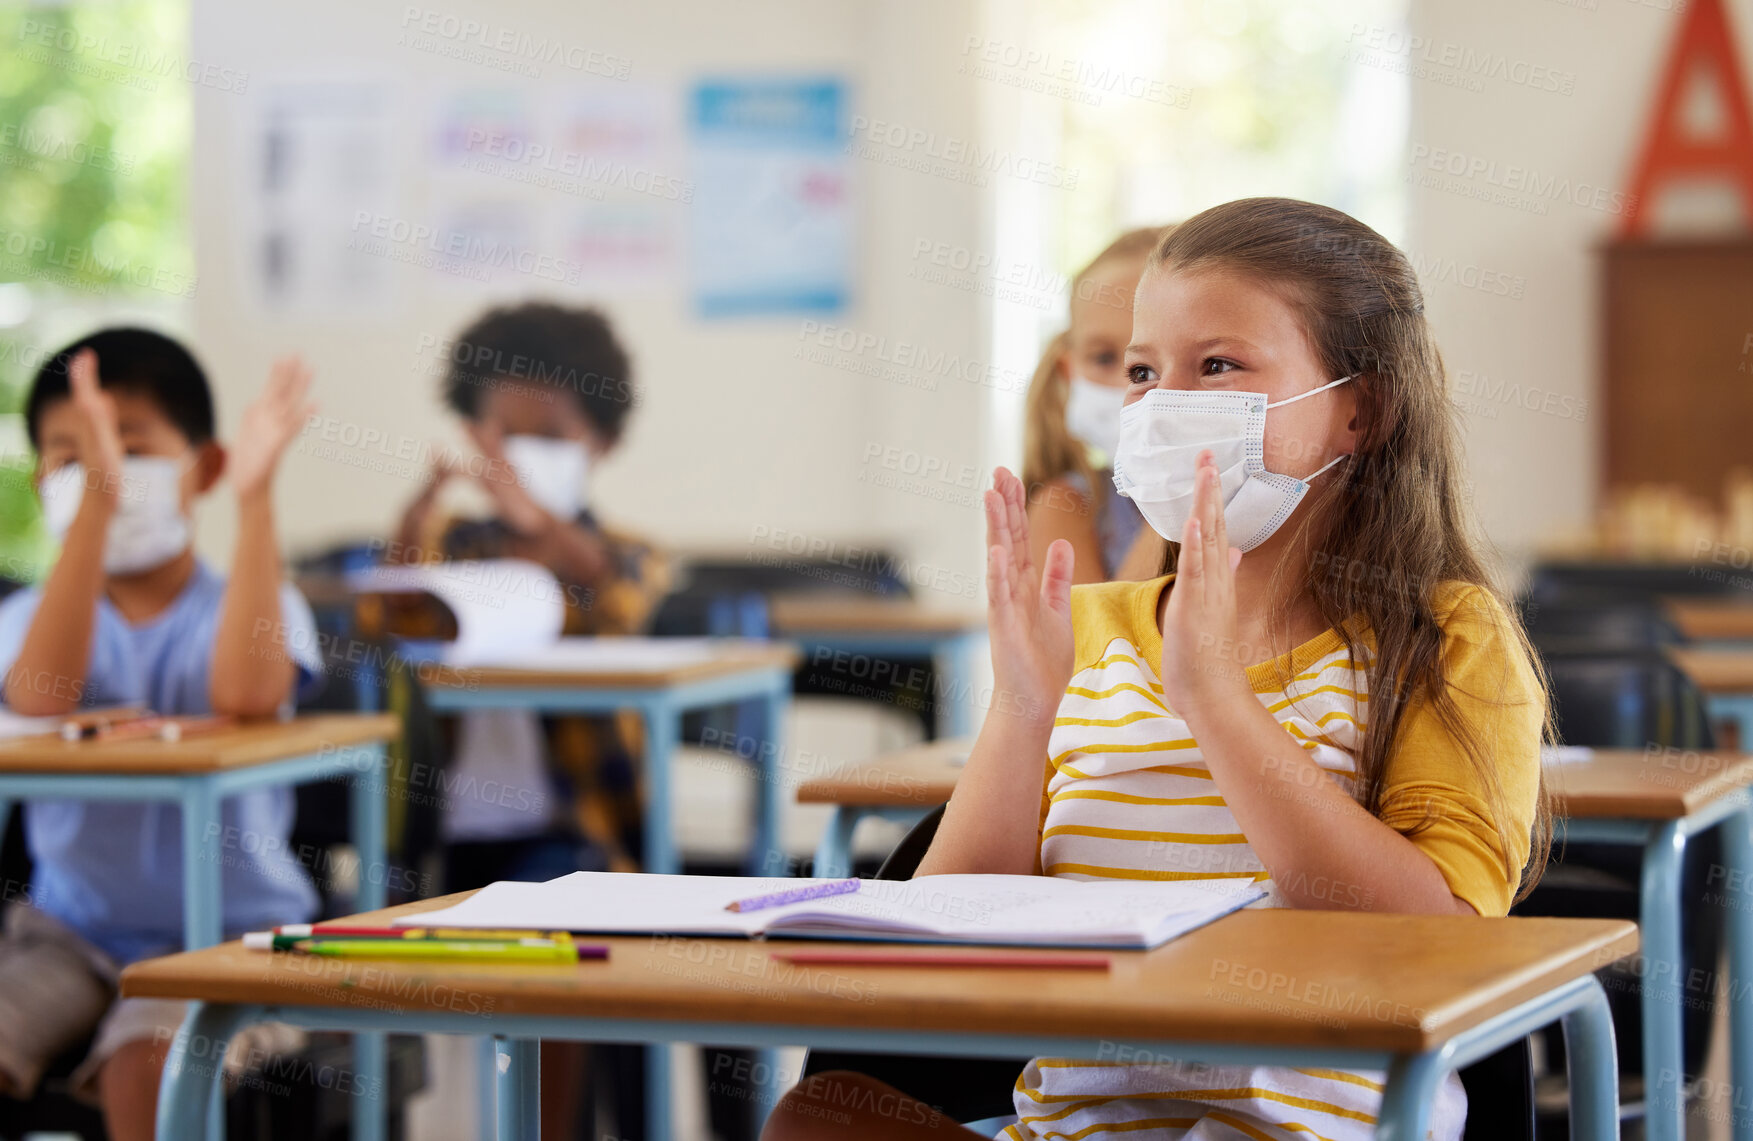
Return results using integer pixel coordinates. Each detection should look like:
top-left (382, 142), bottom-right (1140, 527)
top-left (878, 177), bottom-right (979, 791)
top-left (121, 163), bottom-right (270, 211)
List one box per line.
top-left (231, 356), bottom-right (316, 502)
top-left (985, 467), bottom-right (1075, 726)
top-left (67, 349), bottom-right (125, 501)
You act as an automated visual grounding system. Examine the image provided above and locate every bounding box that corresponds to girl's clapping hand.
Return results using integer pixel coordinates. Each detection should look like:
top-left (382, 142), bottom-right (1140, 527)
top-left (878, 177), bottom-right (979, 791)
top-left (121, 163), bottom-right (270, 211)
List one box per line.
top-left (984, 467), bottom-right (1076, 727)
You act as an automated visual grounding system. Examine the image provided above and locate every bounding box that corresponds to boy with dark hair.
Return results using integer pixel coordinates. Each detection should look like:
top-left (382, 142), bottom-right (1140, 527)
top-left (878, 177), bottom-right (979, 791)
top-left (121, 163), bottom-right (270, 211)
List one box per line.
top-left (0, 327), bottom-right (322, 1141)
top-left (393, 300), bottom-right (665, 1136)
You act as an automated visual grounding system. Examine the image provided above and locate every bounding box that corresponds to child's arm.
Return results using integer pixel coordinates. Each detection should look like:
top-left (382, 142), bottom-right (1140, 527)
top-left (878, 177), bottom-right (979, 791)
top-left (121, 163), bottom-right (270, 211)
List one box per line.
top-left (917, 468), bottom-right (1075, 877)
top-left (210, 357), bottom-right (316, 717)
top-left (1162, 452), bottom-right (1472, 915)
top-left (1026, 478), bottom-right (1107, 586)
top-left (391, 456), bottom-right (454, 562)
top-left (5, 352), bottom-right (120, 714)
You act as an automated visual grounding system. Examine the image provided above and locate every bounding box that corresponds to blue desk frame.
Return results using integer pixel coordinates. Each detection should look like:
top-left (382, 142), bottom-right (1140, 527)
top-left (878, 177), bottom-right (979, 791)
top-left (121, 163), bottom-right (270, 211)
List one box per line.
top-left (1559, 788), bottom-right (1753, 1141)
top-left (813, 803), bottom-right (932, 880)
top-left (155, 970), bottom-right (1623, 1141)
top-left (785, 627), bottom-right (986, 738)
top-left (0, 742), bottom-right (389, 1141)
top-left (419, 663), bottom-right (794, 1141)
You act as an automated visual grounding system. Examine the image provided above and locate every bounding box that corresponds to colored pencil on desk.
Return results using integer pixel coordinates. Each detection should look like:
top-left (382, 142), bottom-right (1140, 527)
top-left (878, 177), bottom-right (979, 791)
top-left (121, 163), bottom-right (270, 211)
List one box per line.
top-left (275, 923), bottom-right (572, 942)
top-left (249, 936), bottom-right (593, 963)
top-left (248, 930), bottom-right (606, 956)
top-left (726, 879), bottom-right (861, 913)
top-left (769, 949), bottom-right (1111, 969)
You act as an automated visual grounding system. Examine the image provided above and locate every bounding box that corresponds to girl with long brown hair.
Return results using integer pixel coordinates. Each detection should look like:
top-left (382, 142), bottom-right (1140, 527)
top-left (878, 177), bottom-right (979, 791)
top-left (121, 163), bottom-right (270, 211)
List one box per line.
top-left (765, 197), bottom-right (1550, 1141)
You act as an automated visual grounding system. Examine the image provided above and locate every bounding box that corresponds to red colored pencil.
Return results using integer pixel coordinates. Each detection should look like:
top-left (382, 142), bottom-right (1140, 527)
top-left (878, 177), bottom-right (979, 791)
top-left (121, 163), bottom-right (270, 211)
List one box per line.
top-left (769, 949), bottom-right (1110, 969)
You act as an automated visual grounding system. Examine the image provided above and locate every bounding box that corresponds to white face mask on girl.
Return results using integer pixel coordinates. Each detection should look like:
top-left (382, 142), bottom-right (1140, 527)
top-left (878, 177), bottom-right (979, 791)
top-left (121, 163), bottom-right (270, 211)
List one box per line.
top-left (1111, 375), bottom-right (1353, 552)
top-left (1063, 374), bottom-right (1125, 462)
top-left (39, 456), bottom-right (193, 575)
top-left (502, 434), bottom-right (590, 520)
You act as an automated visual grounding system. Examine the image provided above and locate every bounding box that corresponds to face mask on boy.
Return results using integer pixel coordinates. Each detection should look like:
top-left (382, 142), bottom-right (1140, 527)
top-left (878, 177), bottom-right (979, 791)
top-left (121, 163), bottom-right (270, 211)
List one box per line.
top-left (1064, 374), bottom-right (1125, 462)
top-left (503, 434), bottom-right (589, 520)
top-left (39, 456), bottom-right (192, 575)
top-left (1112, 375), bottom-right (1353, 552)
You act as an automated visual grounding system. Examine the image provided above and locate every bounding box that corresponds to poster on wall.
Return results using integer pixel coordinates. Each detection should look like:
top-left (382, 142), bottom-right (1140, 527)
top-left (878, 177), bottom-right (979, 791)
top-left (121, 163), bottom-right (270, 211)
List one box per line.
top-left (250, 81), bottom-right (398, 317)
top-left (687, 77), bottom-right (850, 318)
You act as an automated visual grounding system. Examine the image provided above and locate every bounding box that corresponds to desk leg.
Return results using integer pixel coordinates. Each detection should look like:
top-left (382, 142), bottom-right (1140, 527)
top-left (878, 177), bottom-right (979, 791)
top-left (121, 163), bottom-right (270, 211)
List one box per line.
top-left (814, 807), bottom-right (862, 879)
top-left (349, 746), bottom-right (390, 1141)
top-left (933, 633), bottom-right (982, 740)
top-left (1724, 801), bottom-right (1753, 1141)
top-left (1641, 820), bottom-right (1688, 1141)
top-left (1374, 1052), bottom-right (1440, 1141)
top-left (641, 702), bottom-right (679, 876)
top-left (748, 682), bottom-right (786, 877)
top-left (1561, 974), bottom-right (1622, 1141)
top-left (180, 779), bottom-right (223, 950)
top-left (493, 1037), bottom-right (540, 1141)
top-left (156, 1002), bottom-right (257, 1141)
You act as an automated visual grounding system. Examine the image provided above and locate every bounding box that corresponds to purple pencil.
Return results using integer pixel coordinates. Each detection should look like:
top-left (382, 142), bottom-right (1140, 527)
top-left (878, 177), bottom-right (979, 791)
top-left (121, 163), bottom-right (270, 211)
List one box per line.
top-left (725, 879), bottom-right (861, 913)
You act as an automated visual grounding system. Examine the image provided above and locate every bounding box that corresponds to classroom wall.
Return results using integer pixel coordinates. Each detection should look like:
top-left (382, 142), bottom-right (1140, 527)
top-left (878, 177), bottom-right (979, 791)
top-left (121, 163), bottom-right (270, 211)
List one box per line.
top-left (187, 0), bottom-right (992, 604)
top-left (1404, 0), bottom-right (1699, 568)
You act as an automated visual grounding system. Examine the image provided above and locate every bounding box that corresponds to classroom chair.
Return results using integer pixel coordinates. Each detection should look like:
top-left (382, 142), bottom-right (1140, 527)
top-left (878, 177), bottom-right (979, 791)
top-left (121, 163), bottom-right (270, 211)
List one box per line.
top-left (1520, 599), bottom-right (1684, 655)
top-left (1517, 648), bottom-right (1725, 1127)
top-left (1525, 560), bottom-right (1752, 609)
top-left (801, 806), bottom-right (1538, 1139)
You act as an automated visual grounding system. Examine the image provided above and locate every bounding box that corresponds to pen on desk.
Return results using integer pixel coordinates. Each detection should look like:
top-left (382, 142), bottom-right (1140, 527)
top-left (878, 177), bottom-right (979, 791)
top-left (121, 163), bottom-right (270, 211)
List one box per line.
top-left (726, 879), bottom-right (861, 913)
top-left (274, 923), bottom-right (572, 942)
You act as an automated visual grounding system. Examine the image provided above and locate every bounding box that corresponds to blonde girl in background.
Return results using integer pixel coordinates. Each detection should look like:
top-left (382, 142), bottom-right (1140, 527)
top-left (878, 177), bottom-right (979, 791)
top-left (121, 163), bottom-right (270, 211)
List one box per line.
top-left (1023, 227), bottom-right (1170, 583)
top-left (765, 197), bottom-right (1550, 1141)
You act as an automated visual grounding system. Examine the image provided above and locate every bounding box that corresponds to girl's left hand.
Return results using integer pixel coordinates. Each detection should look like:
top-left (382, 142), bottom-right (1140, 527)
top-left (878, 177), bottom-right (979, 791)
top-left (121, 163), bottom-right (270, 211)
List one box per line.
top-left (1160, 450), bottom-right (1248, 714)
top-left (466, 421), bottom-right (552, 537)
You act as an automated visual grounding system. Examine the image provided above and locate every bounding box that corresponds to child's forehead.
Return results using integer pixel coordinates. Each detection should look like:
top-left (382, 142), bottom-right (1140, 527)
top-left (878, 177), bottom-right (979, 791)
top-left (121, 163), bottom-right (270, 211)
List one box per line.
top-left (37, 387), bottom-right (193, 445)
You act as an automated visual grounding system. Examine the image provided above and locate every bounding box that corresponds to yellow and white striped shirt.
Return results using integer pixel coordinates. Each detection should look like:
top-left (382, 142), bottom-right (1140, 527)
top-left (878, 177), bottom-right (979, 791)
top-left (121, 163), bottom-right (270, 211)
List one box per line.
top-left (1002, 574), bottom-right (1543, 1141)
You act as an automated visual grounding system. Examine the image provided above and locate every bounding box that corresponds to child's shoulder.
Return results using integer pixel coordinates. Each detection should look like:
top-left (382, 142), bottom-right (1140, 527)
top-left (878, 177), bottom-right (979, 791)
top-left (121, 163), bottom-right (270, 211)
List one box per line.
top-left (1428, 580), bottom-right (1516, 643)
top-left (1068, 574), bottom-right (1171, 667)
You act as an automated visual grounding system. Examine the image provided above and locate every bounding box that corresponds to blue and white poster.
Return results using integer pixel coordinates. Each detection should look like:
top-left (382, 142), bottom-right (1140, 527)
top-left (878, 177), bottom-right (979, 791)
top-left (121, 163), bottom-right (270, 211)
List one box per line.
top-left (688, 78), bottom-right (850, 317)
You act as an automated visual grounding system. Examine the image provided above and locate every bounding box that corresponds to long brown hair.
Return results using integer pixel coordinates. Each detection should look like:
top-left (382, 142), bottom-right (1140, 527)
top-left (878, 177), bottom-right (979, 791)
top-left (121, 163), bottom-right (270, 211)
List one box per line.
top-left (1149, 198), bottom-right (1552, 903)
top-left (1021, 227), bottom-right (1166, 509)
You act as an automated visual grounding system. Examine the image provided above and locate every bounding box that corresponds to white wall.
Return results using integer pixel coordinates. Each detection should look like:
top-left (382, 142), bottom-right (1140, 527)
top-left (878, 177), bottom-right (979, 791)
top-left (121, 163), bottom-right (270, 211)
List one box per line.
top-left (1405, 0), bottom-right (1698, 567)
top-left (188, 0), bottom-right (991, 605)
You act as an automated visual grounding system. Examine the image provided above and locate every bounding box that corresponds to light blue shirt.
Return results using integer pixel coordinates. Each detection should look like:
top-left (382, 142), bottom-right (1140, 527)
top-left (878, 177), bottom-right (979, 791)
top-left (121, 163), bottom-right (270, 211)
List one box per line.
top-left (0, 560), bottom-right (324, 963)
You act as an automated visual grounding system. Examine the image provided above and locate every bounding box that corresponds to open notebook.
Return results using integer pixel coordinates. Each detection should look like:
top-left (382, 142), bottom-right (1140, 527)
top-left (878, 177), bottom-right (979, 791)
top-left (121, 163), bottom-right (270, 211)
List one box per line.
top-left (402, 872), bottom-right (1265, 950)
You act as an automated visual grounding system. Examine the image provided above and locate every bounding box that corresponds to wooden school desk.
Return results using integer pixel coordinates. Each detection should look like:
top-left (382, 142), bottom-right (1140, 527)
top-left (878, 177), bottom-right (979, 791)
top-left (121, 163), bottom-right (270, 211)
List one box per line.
top-left (796, 735), bottom-right (967, 877)
top-left (1663, 596), bottom-right (1753, 644)
top-left (127, 895), bottom-right (1637, 1141)
top-left (766, 593), bottom-right (987, 738)
top-left (410, 639), bottom-right (800, 877)
top-left (0, 713), bottom-right (398, 1141)
top-left (1665, 646), bottom-right (1753, 748)
top-left (1547, 748), bottom-right (1753, 1141)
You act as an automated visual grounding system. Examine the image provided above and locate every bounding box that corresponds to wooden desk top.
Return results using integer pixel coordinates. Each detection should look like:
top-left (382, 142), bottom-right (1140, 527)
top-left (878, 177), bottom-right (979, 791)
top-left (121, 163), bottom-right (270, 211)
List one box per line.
top-left (1666, 646), bottom-right (1753, 693)
top-left (767, 594), bottom-right (986, 636)
top-left (426, 641), bottom-right (802, 691)
top-left (1547, 748), bottom-right (1753, 819)
top-left (1663, 597), bottom-right (1753, 641)
top-left (0, 713), bottom-right (399, 775)
top-left (795, 736), bottom-right (969, 807)
top-left (119, 894), bottom-right (1636, 1054)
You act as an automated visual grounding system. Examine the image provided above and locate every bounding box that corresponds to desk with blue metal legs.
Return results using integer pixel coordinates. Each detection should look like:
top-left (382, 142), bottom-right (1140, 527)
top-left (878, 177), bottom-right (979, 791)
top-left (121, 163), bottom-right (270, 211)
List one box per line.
top-left (414, 639), bottom-right (800, 1141)
top-left (797, 735), bottom-right (967, 878)
top-left (766, 595), bottom-right (987, 739)
top-left (0, 714), bottom-right (395, 1141)
top-left (1548, 747), bottom-right (1753, 1141)
top-left (132, 899), bottom-right (1636, 1141)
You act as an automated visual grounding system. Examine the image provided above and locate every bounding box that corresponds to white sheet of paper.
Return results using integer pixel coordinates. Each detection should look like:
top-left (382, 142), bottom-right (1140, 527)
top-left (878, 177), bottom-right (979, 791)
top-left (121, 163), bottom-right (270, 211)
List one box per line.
top-left (347, 559), bottom-right (565, 667)
top-left (0, 710), bottom-right (61, 740)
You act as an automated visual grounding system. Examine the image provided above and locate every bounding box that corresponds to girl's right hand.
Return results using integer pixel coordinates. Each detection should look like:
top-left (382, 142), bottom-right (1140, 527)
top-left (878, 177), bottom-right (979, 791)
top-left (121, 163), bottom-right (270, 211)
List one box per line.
top-left (984, 467), bottom-right (1075, 727)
